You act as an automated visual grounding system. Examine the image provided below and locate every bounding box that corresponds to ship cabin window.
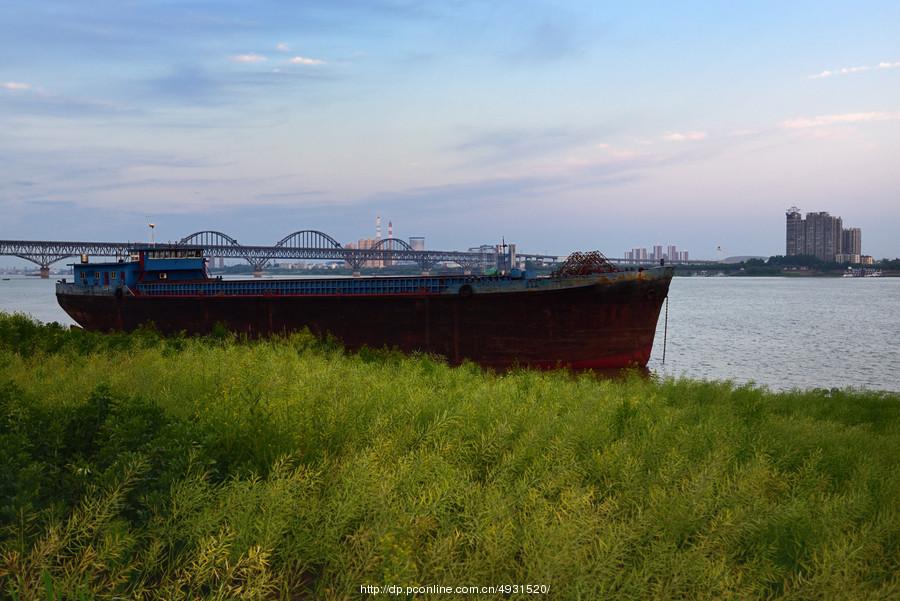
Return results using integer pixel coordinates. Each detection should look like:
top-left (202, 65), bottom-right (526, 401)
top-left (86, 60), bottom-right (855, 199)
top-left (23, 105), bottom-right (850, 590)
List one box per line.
top-left (158, 273), bottom-right (167, 280)
top-left (120, 271), bottom-right (125, 280)
top-left (110, 271), bottom-right (117, 280)
top-left (80, 272), bottom-right (86, 280)
top-left (147, 250), bottom-right (203, 259)
top-left (94, 272), bottom-right (100, 279)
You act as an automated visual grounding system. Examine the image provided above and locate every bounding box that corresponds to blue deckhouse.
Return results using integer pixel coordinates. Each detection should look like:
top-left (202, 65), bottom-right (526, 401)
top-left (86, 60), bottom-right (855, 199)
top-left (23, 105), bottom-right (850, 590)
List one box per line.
top-left (71, 248), bottom-right (207, 290)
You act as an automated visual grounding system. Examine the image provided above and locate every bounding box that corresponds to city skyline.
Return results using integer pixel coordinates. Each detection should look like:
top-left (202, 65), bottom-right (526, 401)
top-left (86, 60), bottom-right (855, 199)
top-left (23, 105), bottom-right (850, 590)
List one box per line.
top-left (623, 244), bottom-right (690, 263)
top-left (786, 208), bottom-right (866, 263)
top-left (2, 1), bottom-right (899, 259)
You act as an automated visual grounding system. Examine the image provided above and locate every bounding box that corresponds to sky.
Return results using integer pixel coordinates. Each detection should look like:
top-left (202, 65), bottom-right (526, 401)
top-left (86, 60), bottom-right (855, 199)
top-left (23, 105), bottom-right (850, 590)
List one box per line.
top-left (2, 0), bottom-right (899, 260)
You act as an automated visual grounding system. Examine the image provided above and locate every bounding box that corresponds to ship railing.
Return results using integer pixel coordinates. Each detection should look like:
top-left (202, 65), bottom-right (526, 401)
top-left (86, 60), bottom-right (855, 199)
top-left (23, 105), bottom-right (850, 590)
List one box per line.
top-left (136, 276), bottom-right (457, 296)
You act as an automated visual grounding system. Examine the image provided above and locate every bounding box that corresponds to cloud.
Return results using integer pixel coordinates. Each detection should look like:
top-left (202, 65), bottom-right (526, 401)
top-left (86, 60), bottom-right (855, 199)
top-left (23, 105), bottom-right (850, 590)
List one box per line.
top-left (0, 145), bottom-right (219, 211)
top-left (522, 18), bottom-right (582, 61)
top-left (142, 64), bottom-right (338, 109)
top-left (254, 189), bottom-right (327, 202)
top-left (728, 129), bottom-right (759, 137)
top-left (364, 175), bottom-right (564, 213)
top-left (780, 112), bottom-right (900, 129)
top-left (809, 61), bottom-right (900, 79)
top-left (454, 127), bottom-right (594, 165)
top-left (502, 12), bottom-right (591, 65)
top-left (276, 42), bottom-right (291, 52)
top-left (662, 131), bottom-right (707, 142)
top-left (369, 141), bottom-right (718, 214)
top-left (0, 89), bottom-right (141, 119)
top-left (229, 53), bottom-right (267, 63)
top-left (147, 67), bottom-right (224, 105)
top-left (290, 56), bottom-right (325, 65)
top-left (2, 82), bottom-right (31, 90)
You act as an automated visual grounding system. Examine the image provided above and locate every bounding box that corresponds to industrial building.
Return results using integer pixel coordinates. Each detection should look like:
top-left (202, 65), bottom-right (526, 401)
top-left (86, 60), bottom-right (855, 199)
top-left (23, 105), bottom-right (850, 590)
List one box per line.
top-left (344, 216), bottom-right (427, 268)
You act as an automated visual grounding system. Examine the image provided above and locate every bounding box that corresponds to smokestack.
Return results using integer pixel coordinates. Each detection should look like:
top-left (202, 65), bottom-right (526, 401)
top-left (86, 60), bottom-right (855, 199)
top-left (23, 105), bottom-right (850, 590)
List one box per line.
top-left (388, 220), bottom-right (393, 239)
top-left (376, 215), bottom-right (381, 240)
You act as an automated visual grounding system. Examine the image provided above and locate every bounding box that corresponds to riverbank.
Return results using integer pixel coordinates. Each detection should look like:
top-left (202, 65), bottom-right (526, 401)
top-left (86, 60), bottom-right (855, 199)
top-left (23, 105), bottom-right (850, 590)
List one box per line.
top-left (1, 314), bottom-right (899, 599)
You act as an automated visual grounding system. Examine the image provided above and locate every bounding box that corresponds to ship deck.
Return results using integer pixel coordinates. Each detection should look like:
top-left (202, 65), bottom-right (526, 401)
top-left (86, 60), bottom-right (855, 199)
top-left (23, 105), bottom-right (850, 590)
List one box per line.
top-left (57, 268), bottom-right (665, 298)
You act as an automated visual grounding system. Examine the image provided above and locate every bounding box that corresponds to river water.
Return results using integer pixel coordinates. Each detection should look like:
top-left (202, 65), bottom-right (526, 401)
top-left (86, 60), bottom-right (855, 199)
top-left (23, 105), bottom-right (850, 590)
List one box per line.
top-left (647, 277), bottom-right (900, 392)
top-left (1, 275), bottom-right (898, 392)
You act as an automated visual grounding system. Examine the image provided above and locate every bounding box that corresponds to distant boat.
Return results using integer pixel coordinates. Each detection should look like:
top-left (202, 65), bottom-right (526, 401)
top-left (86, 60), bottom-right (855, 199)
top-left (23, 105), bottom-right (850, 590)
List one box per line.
top-left (843, 267), bottom-right (882, 278)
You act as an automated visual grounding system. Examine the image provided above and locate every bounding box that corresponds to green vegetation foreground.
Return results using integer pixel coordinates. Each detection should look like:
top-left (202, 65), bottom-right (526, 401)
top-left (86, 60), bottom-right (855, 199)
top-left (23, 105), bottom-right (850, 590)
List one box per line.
top-left (1, 314), bottom-right (898, 600)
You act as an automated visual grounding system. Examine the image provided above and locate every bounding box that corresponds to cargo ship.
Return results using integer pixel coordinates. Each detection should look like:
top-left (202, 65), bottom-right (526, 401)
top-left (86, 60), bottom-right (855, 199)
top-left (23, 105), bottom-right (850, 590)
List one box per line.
top-left (56, 249), bottom-right (673, 369)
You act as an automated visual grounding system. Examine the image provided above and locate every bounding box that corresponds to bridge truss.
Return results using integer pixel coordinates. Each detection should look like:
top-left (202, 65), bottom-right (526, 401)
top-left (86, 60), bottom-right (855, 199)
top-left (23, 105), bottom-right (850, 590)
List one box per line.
top-left (0, 233), bottom-right (555, 274)
top-left (0, 233), bottom-right (706, 275)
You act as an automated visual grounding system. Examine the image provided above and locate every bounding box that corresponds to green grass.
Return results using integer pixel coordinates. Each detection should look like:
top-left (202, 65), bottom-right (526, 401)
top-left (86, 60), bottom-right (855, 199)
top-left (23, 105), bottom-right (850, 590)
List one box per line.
top-left (0, 312), bottom-right (898, 600)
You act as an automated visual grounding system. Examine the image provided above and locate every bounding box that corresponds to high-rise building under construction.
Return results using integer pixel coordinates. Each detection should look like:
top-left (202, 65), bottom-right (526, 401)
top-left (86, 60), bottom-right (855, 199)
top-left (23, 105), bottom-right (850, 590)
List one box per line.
top-left (842, 227), bottom-right (861, 256)
top-left (785, 208), bottom-right (804, 256)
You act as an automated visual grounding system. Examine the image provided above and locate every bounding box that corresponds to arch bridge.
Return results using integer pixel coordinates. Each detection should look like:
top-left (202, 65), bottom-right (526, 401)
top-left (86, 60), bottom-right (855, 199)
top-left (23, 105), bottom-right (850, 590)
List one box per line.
top-left (0, 230), bottom-right (518, 276)
top-left (0, 232), bottom-right (707, 278)
top-left (186, 230), bottom-right (454, 273)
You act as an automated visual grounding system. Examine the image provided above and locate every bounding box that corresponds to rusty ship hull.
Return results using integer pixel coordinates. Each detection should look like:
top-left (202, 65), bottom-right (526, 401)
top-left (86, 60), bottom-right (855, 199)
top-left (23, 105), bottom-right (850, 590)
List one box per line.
top-left (56, 266), bottom-right (673, 369)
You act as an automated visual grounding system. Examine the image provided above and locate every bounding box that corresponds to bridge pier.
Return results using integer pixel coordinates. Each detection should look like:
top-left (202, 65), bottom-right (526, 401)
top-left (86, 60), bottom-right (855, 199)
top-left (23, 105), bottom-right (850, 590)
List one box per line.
top-left (39, 266), bottom-right (50, 279)
top-left (345, 257), bottom-right (364, 277)
top-left (417, 260), bottom-right (434, 276)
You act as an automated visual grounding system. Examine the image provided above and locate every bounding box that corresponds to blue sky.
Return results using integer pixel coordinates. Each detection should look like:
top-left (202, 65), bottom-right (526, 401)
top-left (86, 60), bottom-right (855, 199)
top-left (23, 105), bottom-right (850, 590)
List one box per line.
top-left (2, 0), bottom-right (899, 259)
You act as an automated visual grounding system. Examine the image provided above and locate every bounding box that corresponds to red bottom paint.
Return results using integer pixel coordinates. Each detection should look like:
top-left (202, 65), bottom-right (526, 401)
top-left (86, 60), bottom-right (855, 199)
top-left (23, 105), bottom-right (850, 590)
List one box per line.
top-left (58, 269), bottom-right (672, 370)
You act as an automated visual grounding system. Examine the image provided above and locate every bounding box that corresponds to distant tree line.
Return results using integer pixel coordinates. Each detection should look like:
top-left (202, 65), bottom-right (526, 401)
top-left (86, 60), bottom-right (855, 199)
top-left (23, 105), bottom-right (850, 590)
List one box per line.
top-left (765, 255), bottom-right (840, 269)
top-left (769, 255), bottom-right (899, 270)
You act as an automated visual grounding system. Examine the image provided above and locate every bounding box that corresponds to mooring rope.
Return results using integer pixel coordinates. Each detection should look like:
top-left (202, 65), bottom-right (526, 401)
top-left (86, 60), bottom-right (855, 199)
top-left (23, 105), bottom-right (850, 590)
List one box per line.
top-left (662, 296), bottom-right (669, 364)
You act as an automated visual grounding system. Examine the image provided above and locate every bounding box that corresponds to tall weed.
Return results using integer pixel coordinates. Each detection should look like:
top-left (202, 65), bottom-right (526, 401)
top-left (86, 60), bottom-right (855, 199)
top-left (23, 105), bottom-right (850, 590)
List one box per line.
top-left (0, 313), bottom-right (898, 599)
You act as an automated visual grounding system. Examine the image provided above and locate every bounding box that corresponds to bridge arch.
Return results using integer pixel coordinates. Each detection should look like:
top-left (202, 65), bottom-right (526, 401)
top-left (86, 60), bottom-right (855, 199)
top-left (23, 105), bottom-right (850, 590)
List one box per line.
top-left (178, 230), bottom-right (258, 268)
top-left (179, 230), bottom-right (241, 246)
top-left (372, 237), bottom-right (412, 251)
top-left (371, 237), bottom-right (432, 271)
top-left (246, 230), bottom-right (346, 271)
top-left (275, 230), bottom-right (343, 250)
